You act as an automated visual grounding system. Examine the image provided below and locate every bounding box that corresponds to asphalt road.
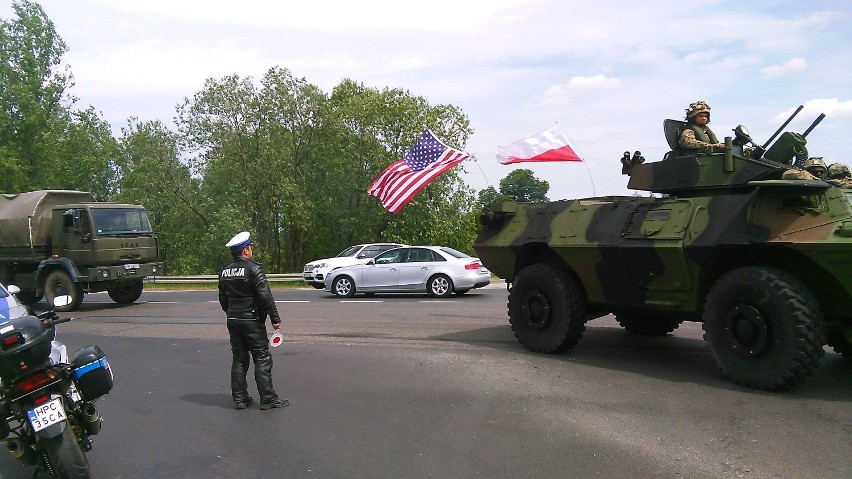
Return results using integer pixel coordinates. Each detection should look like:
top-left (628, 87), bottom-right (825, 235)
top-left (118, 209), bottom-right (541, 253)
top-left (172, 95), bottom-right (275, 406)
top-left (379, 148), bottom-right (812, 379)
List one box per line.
top-left (1, 284), bottom-right (850, 478)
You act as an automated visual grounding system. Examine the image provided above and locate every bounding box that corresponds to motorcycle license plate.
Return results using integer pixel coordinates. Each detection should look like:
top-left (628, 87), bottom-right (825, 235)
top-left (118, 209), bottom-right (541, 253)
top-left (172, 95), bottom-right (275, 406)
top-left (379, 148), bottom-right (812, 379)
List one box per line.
top-left (27, 398), bottom-right (66, 432)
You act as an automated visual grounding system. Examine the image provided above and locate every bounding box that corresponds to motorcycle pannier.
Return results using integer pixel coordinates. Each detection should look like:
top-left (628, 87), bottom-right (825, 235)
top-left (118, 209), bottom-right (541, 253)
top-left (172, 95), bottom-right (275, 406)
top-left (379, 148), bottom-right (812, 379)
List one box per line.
top-left (72, 345), bottom-right (113, 401)
top-left (0, 316), bottom-right (55, 379)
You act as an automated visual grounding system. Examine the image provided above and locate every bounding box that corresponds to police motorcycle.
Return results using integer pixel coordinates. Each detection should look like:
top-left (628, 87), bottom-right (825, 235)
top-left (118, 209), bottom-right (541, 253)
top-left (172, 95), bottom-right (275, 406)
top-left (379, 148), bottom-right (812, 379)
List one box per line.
top-left (0, 295), bottom-right (112, 478)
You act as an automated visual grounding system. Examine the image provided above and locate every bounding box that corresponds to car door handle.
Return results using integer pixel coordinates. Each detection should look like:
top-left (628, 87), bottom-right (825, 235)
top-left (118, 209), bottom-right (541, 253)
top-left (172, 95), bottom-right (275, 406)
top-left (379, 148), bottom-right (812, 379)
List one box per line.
top-left (390, 268), bottom-right (397, 272)
top-left (421, 267), bottom-right (428, 270)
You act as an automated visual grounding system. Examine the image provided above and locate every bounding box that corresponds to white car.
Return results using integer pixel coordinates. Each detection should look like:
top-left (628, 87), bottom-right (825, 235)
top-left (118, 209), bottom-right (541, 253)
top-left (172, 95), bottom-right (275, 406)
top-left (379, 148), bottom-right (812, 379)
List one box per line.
top-left (0, 283), bottom-right (29, 321)
top-left (324, 246), bottom-right (491, 298)
top-left (303, 243), bottom-right (405, 289)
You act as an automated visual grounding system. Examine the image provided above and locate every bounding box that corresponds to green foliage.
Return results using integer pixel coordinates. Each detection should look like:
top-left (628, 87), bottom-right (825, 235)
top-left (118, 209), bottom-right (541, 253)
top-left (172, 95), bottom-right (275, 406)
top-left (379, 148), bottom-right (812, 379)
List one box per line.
top-left (2, 4), bottom-right (484, 274)
top-left (499, 168), bottom-right (550, 203)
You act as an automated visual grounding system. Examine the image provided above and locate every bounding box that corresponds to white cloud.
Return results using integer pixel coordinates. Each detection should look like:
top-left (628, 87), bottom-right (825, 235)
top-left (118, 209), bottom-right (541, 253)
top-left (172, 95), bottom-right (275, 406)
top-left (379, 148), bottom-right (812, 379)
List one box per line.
top-left (761, 57), bottom-right (808, 77)
top-left (568, 75), bottom-right (622, 90)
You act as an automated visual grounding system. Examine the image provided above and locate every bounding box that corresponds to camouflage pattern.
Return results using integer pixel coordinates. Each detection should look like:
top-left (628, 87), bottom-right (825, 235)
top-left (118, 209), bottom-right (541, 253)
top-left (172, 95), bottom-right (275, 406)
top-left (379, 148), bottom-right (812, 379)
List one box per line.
top-left (802, 157), bottom-right (827, 179)
top-left (474, 113), bottom-right (852, 391)
top-left (685, 100), bottom-right (711, 119)
top-left (828, 162), bottom-right (851, 179)
top-left (679, 126), bottom-right (719, 151)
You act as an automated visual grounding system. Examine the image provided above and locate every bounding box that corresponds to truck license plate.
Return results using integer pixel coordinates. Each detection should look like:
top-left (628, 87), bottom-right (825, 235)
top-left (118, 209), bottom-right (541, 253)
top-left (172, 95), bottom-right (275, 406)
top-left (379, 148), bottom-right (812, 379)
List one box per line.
top-left (124, 264), bottom-right (140, 270)
top-left (27, 398), bottom-right (66, 432)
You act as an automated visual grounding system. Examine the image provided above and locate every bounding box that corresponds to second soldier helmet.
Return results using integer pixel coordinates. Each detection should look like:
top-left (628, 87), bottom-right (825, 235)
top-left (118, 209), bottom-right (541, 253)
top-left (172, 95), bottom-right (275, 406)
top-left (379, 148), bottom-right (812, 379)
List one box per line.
top-left (828, 162), bottom-right (851, 179)
top-left (685, 100), bottom-right (711, 119)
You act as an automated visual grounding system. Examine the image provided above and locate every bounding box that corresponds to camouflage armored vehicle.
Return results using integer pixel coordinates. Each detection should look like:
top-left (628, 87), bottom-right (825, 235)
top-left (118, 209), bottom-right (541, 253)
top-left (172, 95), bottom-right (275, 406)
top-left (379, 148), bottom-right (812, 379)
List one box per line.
top-left (473, 108), bottom-right (852, 390)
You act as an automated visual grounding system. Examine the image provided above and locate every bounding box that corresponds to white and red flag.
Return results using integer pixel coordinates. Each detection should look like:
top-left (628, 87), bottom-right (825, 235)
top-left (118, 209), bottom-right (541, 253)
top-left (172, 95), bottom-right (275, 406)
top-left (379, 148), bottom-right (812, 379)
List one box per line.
top-left (367, 129), bottom-right (468, 214)
top-left (497, 125), bottom-right (583, 165)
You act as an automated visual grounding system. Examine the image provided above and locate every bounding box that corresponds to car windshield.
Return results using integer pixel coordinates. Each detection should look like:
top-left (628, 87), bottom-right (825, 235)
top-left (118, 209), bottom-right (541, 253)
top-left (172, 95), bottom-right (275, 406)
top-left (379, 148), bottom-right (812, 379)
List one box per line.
top-left (92, 208), bottom-right (154, 236)
top-left (439, 247), bottom-right (470, 259)
top-left (0, 284), bottom-right (9, 298)
top-left (336, 245), bottom-right (364, 257)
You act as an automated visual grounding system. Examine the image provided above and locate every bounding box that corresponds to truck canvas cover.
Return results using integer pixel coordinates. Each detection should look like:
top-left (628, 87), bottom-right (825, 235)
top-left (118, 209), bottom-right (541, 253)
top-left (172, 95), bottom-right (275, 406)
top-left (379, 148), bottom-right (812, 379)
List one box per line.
top-left (0, 190), bottom-right (95, 249)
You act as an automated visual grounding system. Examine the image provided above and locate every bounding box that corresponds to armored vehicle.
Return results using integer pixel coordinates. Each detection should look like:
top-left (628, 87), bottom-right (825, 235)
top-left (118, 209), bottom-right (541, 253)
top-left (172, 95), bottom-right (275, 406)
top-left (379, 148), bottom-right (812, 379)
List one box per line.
top-left (473, 109), bottom-right (852, 390)
top-left (0, 190), bottom-right (164, 311)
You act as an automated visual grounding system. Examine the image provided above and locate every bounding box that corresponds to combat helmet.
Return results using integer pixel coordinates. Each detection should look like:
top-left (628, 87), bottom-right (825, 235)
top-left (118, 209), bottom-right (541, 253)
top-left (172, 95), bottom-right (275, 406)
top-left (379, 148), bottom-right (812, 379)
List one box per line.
top-left (803, 157), bottom-right (827, 179)
top-left (828, 162), bottom-right (851, 179)
top-left (685, 100), bottom-right (711, 119)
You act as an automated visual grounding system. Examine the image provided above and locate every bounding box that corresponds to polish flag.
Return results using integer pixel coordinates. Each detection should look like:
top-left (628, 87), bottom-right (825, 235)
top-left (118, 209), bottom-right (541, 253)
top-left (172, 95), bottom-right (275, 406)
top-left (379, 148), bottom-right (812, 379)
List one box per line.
top-left (497, 126), bottom-right (583, 165)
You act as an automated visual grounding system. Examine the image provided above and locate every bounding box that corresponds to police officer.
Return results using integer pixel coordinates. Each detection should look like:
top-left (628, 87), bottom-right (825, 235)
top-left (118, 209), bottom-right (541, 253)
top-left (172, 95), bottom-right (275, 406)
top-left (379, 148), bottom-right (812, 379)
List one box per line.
top-left (218, 231), bottom-right (288, 410)
top-left (679, 101), bottom-right (724, 153)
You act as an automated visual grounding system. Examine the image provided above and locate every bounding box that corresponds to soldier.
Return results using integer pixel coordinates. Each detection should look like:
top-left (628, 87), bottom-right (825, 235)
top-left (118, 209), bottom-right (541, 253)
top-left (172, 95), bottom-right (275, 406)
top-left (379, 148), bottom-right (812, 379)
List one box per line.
top-left (827, 162), bottom-right (852, 188)
top-left (218, 231), bottom-right (288, 410)
top-left (803, 157), bottom-right (828, 180)
top-left (679, 101), bottom-right (724, 153)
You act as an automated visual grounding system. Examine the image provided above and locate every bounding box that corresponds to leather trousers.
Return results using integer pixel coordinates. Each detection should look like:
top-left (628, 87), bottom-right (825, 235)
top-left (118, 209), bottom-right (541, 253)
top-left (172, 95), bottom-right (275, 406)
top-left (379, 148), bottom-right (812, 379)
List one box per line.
top-left (227, 319), bottom-right (279, 404)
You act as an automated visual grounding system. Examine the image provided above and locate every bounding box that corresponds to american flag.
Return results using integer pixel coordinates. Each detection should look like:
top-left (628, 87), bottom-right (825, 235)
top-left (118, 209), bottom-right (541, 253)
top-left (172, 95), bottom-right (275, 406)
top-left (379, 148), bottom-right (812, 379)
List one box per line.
top-left (367, 129), bottom-right (469, 214)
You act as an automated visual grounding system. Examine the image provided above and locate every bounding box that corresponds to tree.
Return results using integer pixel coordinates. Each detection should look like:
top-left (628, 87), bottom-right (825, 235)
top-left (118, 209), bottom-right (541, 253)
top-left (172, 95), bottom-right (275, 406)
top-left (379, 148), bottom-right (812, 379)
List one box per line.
top-left (499, 169), bottom-right (550, 203)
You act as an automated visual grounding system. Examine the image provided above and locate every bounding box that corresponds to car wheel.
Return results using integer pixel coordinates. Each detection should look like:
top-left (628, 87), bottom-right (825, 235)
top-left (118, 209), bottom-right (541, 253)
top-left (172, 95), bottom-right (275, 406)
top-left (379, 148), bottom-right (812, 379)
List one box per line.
top-left (427, 274), bottom-right (452, 298)
top-left (508, 263), bottom-right (586, 353)
top-left (702, 267), bottom-right (824, 390)
top-left (332, 276), bottom-right (356, 298)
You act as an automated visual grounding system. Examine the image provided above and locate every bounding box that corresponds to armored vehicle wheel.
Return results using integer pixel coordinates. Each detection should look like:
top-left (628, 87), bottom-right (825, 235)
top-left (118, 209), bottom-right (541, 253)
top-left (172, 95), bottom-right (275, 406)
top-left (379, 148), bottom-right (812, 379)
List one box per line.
top-left (702, 267), bottom-right (824, 391)
top-left (332, 276), bottom-right (356, 298)
top-left (427, 274), bottom-right (453, 298)
top-left (615, 315), bottom-right (683, 336)
top-left (44, 270), bottom-right (83, 312)
top-left (508, 263), bottom-right (586, 353)
top-left (108, 279), bottom-right (144, 304)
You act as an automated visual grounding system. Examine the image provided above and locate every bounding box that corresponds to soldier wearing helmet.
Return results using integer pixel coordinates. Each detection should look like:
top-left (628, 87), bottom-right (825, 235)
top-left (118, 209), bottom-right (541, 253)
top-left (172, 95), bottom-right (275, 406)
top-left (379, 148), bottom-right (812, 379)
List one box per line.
top-left (802, 157), bottom-right (828, 180)
top-left (827, 162), bottom-right (852, 188)
top-left (679, 101), bottom-right (724, 153)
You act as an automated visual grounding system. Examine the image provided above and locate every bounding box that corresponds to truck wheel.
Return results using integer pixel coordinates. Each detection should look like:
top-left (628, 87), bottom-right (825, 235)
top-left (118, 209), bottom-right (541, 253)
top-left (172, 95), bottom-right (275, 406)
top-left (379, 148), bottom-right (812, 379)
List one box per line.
top-left (108, 280), bottom-right (144, 304)
top-left (615, 315), bottom-right (683, 336)
top-left (702, 267), bottom-right (825, 390)
top-left (508, 263), bottom-right (586, 353)
top-left (44, 270), bottom-right (83, 312)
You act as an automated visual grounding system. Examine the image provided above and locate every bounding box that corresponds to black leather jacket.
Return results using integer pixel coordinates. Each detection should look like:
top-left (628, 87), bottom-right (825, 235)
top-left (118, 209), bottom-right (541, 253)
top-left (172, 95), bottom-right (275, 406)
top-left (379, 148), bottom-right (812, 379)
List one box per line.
top-left (218, 257), bottom-right (281, 324)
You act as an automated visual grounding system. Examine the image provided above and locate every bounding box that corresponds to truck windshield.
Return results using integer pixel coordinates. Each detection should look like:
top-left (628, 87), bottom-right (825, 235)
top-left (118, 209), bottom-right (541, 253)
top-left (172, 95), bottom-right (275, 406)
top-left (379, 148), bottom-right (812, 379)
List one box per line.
top-left (91, 208), bottom-right (154, 236)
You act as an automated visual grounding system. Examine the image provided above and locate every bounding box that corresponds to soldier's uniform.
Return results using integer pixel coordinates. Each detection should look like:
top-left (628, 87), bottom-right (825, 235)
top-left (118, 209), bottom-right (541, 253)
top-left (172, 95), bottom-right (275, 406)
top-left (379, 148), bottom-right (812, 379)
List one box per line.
top-left (218, 231), bottom-right (287, 410)
top-left (827, 163), bottom-right (852, 188)
top-left (679, 101), bottom-right (721, 153)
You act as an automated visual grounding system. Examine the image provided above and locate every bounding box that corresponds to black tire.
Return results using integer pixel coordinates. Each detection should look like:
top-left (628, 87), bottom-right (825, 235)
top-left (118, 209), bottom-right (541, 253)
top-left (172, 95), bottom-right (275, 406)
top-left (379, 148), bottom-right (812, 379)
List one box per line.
top-left (508, 263), bottom-right (586, 353)
top-left (44, 270), bottom-right (84, 312)
top-left (702, 267), bottom-right (825, 391)
top-left (332, 276), bottom-right (356, 298)
top-left (42, 422), bottom-right (92, 478)
top-left (427, 274), bottom-right (452, 298)
top-left (107, 280), bottom-right (143, 304)
top-left (615, 315), bottom-right (683, 336)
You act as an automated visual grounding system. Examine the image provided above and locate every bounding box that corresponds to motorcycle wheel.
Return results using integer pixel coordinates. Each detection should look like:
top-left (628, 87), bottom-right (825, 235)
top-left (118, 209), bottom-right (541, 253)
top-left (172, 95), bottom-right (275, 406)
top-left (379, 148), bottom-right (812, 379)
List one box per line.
top-left (42, 423), bottom-right (92, 479)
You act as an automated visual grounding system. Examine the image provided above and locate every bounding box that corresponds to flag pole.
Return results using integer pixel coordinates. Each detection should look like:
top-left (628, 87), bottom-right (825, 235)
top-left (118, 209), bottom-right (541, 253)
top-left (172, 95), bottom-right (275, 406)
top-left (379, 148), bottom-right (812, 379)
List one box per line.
top-left (470, 154), bottom-right (492, 189)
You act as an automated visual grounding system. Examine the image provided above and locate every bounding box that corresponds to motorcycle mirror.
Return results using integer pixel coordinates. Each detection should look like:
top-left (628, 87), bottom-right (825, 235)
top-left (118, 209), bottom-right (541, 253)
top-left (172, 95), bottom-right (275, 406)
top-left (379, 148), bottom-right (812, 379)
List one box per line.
top-left (52, 295), bottom-right (73, 308)
top-left (732, 125), bottom-right (753, 147)
top-left (7, 284), bottom-right (21, 295)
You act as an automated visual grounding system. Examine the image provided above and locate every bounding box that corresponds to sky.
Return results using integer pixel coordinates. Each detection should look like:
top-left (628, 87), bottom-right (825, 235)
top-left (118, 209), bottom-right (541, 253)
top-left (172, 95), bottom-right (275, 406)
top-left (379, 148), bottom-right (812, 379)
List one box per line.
top-left (3, 0), bottom-right (852, 200)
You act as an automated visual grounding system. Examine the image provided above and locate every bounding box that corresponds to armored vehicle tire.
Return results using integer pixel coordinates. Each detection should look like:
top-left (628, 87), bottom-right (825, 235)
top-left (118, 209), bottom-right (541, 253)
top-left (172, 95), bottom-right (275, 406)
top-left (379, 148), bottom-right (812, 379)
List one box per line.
top-left (427, 274), bottom-right (453, 298)
top-left (508, 263), bottom-right (586, 354)
top-left (702, 267), bottom-right (824, 391)
top-left (44, 270), bottom-right (83, 312)
top-left (108, 280), bottom-right (144, 304)
top-left (332, 276), bottom-right (356, 298)
top-left (615, 315), bottom-right (683, 336)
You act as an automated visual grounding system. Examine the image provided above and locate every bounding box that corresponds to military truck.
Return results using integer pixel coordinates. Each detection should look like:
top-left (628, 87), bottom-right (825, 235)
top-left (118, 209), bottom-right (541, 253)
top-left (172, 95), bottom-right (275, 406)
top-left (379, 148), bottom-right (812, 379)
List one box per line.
top-left (0, 190), bottom-right (164, 311)
top-left (474, 109), bottom-right (852, 391)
